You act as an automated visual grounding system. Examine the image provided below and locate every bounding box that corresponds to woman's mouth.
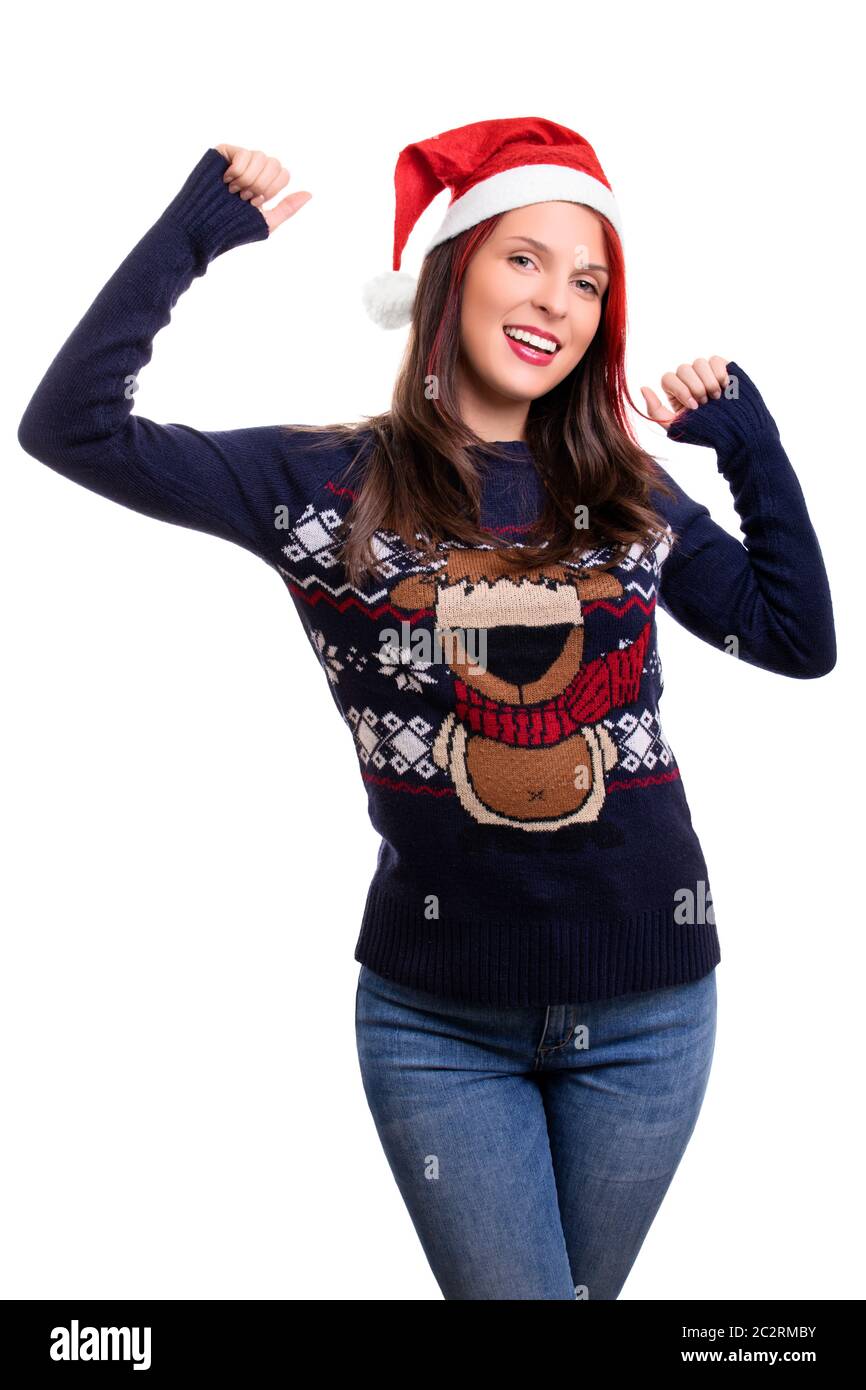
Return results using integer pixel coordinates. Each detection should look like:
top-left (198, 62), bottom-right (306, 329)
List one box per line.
top-left (503, 324), bottom-right (561, 366)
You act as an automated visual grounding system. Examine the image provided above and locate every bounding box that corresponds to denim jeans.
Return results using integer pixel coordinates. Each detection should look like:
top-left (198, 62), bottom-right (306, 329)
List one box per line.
top-left (355, 963), bottom-right (717, 1300)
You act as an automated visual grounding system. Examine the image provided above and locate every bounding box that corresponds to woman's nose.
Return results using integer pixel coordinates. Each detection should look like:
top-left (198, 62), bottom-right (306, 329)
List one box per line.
top-left (532, 283), bottom-right (568, 319)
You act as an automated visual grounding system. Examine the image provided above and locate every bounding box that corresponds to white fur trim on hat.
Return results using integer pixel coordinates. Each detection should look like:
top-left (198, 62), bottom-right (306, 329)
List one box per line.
top-left (361, 271), bottom-right (417, 329)
top-left (423, 163), bottom-right (623, 253)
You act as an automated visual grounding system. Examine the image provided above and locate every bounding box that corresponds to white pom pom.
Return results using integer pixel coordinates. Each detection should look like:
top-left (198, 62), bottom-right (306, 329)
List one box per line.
top-left (361, 271), bottom-right (417, 329)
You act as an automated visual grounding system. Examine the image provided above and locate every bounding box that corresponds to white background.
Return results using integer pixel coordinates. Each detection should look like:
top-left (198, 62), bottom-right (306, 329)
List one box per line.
top-left (4, 0), bottom-right (862, 1301)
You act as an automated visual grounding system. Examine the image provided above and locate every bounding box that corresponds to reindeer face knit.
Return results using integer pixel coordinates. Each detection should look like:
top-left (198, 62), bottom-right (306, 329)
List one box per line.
top-left (17, 148), bottom-right (837, 1006)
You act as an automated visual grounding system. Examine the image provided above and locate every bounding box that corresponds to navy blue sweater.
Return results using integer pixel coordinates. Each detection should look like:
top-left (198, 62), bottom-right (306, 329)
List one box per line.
top-left (17, 148), bottom-right (837, 1006)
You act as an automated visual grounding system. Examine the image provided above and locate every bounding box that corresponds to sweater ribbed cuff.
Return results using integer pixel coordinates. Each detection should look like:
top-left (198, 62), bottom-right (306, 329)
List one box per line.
top-left (666, 359), bottom-right (781, 466)
top-left (161, 147), bottom-right (271, 262)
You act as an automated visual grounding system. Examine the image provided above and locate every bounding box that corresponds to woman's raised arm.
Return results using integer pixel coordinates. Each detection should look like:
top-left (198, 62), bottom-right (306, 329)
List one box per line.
top-left (17, 146), bottom-right (317, 563)
top-left (647, 361), bottom-right (836, 679)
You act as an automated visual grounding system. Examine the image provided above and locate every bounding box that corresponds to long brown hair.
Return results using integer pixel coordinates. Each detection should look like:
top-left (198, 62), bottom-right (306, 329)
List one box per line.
top-left (282, 208), bottom-right (680, 590)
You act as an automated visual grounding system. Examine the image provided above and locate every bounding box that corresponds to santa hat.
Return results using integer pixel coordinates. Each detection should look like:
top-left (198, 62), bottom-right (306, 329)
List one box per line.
top-left (362, 116), bottom-right (623, 329)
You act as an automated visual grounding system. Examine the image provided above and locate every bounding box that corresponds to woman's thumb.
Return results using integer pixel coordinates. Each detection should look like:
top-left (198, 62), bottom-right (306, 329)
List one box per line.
top-left (640, 385), bottom-right (678, 427)
top-left (260, 189), bottom-right (313, 233)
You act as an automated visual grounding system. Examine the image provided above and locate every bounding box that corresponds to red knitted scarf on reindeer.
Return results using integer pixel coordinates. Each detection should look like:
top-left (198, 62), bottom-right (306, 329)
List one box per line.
top-left (453, 620), bottom-right (651, 747)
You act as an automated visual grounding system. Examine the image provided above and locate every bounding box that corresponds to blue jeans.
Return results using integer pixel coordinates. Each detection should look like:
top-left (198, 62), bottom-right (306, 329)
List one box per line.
top-left (355, 963), bottom-right (717, 1300)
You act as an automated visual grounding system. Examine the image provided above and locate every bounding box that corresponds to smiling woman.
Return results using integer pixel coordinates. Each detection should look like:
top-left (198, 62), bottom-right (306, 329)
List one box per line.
top-left (320, 122), bottom-right (669, 591)
top-left (458, 203), bottom-right (609, 416)
top-left (506, 246), bottom-right (609, 331)
top-left (16, 116), bottom-right (836, 1303)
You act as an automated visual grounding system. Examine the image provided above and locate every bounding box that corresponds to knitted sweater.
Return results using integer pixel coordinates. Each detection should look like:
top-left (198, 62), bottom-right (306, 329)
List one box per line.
top-left (17, 147), bottom-right (837, 1006)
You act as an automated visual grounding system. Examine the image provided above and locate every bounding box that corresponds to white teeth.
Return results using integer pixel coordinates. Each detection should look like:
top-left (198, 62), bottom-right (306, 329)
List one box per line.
top-left (504, 326), bottom-right (558, 353)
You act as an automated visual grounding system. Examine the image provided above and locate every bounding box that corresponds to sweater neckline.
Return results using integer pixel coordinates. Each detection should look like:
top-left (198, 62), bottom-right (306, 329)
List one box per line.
top-left (470, 439), bottom-right (534, 461)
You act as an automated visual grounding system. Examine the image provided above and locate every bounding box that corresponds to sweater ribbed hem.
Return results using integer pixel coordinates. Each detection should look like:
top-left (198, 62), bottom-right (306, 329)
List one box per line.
top-left (353, 881), bottom-right (721, 1007)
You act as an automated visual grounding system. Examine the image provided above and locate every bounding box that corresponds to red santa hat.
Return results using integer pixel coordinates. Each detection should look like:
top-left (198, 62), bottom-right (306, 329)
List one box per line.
top-left (362, 116), bottom-right (623, 329)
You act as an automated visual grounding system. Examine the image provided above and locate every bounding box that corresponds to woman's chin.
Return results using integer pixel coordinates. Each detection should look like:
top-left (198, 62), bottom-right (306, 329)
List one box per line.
top-left (496, 368), bottom-right (564, 401)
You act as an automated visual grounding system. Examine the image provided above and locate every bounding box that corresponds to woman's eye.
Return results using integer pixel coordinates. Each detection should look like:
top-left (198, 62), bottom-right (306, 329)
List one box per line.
top-left (508, 256), bottom-right (599, 296)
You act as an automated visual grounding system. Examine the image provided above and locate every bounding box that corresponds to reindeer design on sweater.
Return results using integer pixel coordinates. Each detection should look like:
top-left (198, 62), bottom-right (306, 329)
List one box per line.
top-left (388, 547), bottom-right (651, 831)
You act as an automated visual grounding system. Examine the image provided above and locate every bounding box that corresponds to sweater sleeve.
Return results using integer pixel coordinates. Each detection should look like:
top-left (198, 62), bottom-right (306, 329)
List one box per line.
top-left (648, 360), bottom-right (836, 679)
top-left (16, 147), bottom-right (319, 564)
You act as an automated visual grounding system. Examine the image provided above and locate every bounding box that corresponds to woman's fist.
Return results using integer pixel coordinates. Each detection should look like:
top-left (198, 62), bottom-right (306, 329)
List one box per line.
top-left (214, 145), bottom-right (312, 233)
top-left (640, 356), bottom-right (731, 428)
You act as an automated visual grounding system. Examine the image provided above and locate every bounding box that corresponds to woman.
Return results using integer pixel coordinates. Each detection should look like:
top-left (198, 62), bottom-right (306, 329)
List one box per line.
top-left (17, 118), bottom-right (836, 1301)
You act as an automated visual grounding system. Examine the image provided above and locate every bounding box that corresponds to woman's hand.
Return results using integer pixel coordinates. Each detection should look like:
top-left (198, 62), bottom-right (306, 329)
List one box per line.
top-left (640, 356), bottom-right (730, 429)
top-left (214, 144), bottom-right (312, 233)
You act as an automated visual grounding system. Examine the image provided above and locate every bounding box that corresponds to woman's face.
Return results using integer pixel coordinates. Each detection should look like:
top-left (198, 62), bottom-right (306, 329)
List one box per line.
top-left (457, 200), bottom-right (609, 422)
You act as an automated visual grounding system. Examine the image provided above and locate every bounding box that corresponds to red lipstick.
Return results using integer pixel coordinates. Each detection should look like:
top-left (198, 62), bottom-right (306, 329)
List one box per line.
top-left (502, 324), bottom-right (561, 367)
